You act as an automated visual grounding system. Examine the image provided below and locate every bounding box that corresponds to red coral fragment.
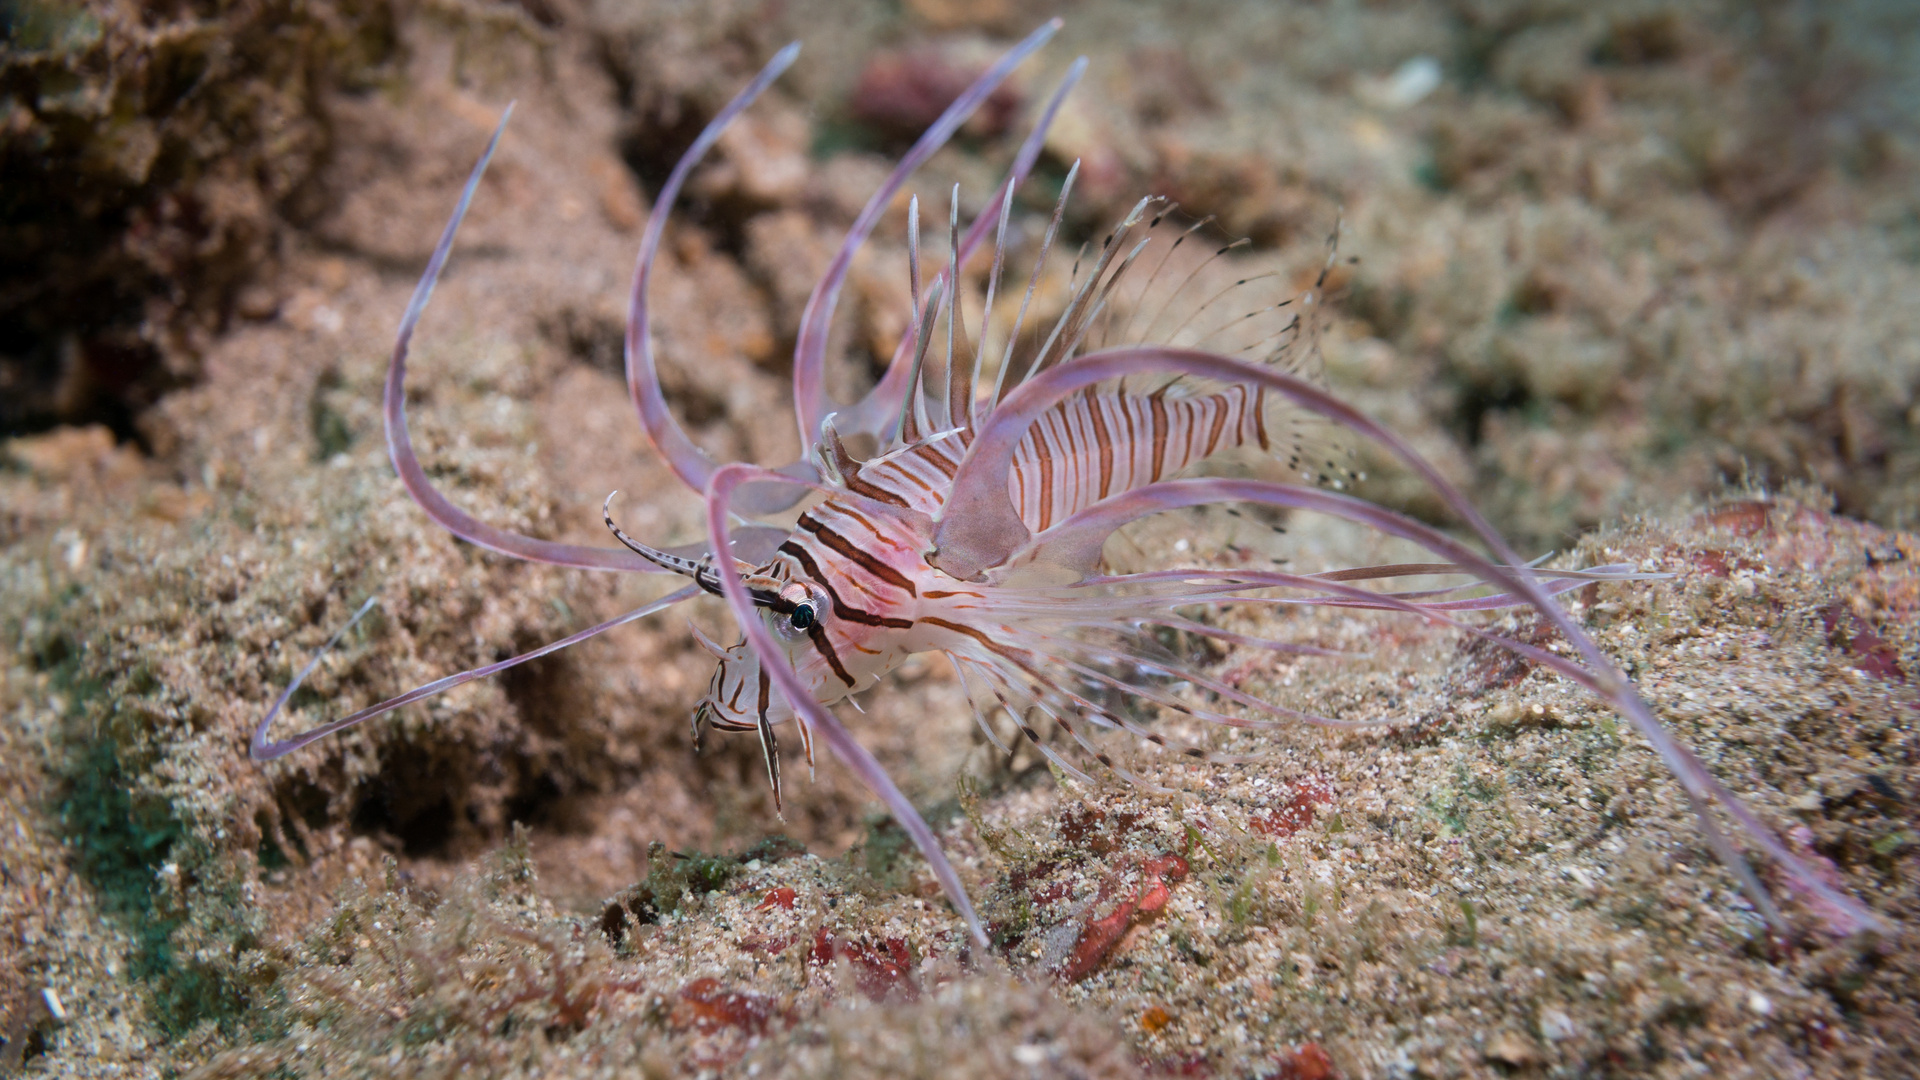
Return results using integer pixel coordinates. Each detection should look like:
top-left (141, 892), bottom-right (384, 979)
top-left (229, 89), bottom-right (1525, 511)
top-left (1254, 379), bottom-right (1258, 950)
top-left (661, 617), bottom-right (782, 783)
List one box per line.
top-left (1264, 1043), bottom-right (1338, 1080)
top-left (1059, 904), bottom-right (1132, 981)
top-left (1135, 853), bottom-right (1188, 915)
top-left (1823, 602), bottom-right (1906, 681)
top-left (670, 978), bottom-right (780, 1036)
top-left (755, 886), bottom-right (797, 911)
top-left (809, 927), bottom-right (920, 1002)
top-left (1687, 548), bottom-right (1763, 578)
top-left (1252, 777), bottom-right (1335, 839)
top-left (1059, 853), bottom-right (1190, 982)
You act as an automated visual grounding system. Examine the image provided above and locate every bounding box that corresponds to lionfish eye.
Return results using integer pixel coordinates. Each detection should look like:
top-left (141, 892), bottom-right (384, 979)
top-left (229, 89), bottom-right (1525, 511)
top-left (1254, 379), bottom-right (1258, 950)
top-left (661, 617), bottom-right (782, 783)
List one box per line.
top-left (790, 602), bottom-right (816, 631)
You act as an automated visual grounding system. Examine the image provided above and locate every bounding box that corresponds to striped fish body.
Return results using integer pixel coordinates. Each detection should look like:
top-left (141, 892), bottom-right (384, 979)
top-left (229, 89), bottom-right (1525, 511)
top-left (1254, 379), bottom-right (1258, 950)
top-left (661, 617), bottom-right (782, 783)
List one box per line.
top-left (836, 384), bottom-right (1272, 525)
top-left (694, 381), bottom-right (1274, 730)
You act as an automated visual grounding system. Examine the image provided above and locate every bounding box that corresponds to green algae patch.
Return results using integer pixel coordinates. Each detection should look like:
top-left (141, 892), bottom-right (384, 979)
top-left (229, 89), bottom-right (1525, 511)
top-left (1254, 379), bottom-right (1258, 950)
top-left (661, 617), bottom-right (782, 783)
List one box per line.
top-left (49, 657), bottom-right (276, 1041)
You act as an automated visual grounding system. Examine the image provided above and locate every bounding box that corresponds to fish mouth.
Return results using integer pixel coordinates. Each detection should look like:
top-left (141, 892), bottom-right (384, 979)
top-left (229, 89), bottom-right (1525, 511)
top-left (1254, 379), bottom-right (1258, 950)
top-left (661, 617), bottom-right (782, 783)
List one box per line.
top-left (691, 701), bottom-right (712, 752)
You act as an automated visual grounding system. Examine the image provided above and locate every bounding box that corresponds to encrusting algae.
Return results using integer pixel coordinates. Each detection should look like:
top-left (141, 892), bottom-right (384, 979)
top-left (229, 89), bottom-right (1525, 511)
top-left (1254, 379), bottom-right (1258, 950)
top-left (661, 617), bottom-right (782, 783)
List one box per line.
top-left (1, 1), bottom-right (1916, 1077)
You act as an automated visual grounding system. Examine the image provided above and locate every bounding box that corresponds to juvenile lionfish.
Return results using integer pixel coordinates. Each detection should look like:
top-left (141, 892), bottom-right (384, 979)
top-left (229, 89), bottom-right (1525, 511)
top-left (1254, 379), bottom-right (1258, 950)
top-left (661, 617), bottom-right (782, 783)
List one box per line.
top-left (255, 20), bottom-right (1882, 948)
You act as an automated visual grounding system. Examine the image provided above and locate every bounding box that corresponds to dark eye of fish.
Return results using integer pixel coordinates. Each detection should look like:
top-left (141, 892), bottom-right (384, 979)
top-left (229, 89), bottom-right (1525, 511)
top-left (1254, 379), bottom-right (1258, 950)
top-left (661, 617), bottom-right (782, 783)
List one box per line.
top-left (790, 602), bottom-right (815, 631)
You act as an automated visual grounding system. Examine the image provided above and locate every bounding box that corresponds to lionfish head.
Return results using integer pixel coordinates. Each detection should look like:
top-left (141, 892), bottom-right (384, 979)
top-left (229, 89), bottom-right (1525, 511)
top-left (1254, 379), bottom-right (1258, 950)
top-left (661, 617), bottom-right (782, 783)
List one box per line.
top-left (687, 578), bottom-right (830, 738)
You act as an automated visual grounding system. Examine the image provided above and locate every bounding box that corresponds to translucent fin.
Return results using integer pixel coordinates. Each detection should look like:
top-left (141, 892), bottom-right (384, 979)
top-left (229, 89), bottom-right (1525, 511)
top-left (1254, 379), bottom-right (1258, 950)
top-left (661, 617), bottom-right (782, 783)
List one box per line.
top-left (624, 44), bottom-right (804, 498)
top-left (253, 586), bottom-right (702, 761)
top-left (938, 345), bottom-right (1884, 934)
top-left (384, 106), bottom-right (666, 573)
top-left (793, 19), bottom-right (1063, 447)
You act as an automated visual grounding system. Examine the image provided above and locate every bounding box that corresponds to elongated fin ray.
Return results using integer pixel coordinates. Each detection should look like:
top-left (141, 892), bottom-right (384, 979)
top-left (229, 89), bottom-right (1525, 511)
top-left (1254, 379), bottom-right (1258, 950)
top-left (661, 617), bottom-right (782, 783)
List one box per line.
top-left (625, 44), bottom-right (804, 500)
top-left (991, 160), bottom-right (1079, 411)
top-left (384, 106), bottom-right (666, 573)
top-left (835, 56), bottom-right (1087, 451)
top-left (252, 586), bottom-right (701, 761)
top-left (794, 19), bottom-right (1063, 446)
top-left (944, 185), bottom-right (972, 434)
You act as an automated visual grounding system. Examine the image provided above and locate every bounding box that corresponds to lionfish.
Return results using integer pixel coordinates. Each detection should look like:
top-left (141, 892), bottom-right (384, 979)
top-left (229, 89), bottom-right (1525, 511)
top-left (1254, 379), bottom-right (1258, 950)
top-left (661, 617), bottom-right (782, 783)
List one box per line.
top-left (255, 20), bottom-right (1882, 948)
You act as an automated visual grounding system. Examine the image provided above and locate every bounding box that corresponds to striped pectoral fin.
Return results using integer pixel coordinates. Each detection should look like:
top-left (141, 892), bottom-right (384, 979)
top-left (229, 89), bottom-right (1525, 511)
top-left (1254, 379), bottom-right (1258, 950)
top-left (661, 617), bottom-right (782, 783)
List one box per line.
top-left (948, 629), bottom-right (1201, 792)
top-left (755, 666), bottom-right (783, 815)
top-left (1146, 384), bottom-right (1267, 478)
top-left (796, 714), bottom-right (816, 779)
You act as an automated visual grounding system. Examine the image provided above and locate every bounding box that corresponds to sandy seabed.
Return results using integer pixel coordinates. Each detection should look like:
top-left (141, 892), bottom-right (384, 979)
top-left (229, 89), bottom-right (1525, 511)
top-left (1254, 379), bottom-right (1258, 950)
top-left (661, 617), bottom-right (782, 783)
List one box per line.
top-left (2, 1), bottom-right (1917, 1076)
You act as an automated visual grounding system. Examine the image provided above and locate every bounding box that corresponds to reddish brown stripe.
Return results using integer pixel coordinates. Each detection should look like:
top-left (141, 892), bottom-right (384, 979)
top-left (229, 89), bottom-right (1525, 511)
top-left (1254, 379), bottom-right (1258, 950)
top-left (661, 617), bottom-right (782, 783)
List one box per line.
top-left (807, 622), bottom-right (857, 688)
top-left (922, 589), bottom-right (984, 599)
top-left (1148, 392), bottom-right (1169, 482)
top-left (844, 469), bottom-right (911, 508)
top-left (1252, 386), bottom-right (1270, 451)
top-left (900, 397), bottom-right (920, 444)
top-left (1088, 396), bottom-right (1114, 499)
top-left (1032, 424), bottom-right (1055, 531)
top-left (833, 503), bottom-right (883, 537)
top-left (1055, 412), bottom-right (1078, 511)
top-left (1205, 394), bottom-right (1229, 456)
top-left (1056, 413), bottom-right (1077, 514)
top-left (881, 461), bottom-right (933, 492)
top-left (756, 665), bottom-right (772, 723)
top-left (1119, 398), bottom-right (1138, 484)
top-left (913, 443), bottom-right (958, 478)
top-left (920, 616), bottom-right (1024, 664)
top-left (779, 541), bottom-right (914, 629)
top-left (798, 517), bottom-right (917, 596)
